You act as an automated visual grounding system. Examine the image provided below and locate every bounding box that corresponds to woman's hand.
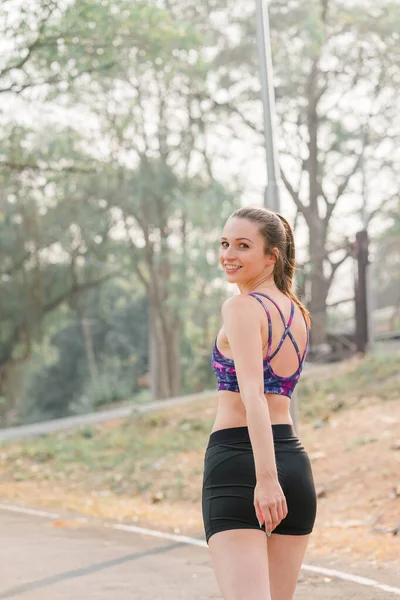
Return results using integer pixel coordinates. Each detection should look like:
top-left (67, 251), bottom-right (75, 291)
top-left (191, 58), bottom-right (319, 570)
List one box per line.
top-left (254, 477), bottom-right (288, 534)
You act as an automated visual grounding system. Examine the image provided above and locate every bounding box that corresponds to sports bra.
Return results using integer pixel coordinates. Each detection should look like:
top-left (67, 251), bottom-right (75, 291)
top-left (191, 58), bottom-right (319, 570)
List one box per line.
top-left (211, 292), bottom-right (309, 399)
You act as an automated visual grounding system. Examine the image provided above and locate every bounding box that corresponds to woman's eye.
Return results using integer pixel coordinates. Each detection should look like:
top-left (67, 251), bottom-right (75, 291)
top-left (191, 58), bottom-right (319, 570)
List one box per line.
top-left (220, 242), bottom-right (248, 249)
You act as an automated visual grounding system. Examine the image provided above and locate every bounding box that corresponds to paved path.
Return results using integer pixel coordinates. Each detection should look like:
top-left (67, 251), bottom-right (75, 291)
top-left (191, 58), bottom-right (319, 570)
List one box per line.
top-left (1, 507), bottom-right (399, 599)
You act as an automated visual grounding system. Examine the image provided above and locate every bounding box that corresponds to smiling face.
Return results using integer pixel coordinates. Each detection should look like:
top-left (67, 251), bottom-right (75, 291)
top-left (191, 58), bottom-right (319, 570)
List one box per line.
top-left (219, 217), bottom-right (277, 287)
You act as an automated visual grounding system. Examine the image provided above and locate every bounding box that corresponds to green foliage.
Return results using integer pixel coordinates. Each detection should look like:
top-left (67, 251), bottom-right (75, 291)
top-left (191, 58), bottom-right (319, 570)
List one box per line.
top-left (19, 286), bottom-right (149, 423)
top-left (0, 0), bottom-right (237, 411)
top-left (75, 358), bottom-right (134, 413)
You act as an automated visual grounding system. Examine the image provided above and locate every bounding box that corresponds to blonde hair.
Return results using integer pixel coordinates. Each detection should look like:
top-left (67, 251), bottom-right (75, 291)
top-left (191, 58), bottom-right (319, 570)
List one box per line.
top-left (230, 206), bottom-right (311, 327)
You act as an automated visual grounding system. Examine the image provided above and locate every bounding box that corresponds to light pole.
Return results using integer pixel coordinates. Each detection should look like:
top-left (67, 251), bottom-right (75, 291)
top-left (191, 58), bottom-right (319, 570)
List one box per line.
top-left (255, 0), bottom-right (300, 431)
top-left (255, 0), bottom-right (281, 213)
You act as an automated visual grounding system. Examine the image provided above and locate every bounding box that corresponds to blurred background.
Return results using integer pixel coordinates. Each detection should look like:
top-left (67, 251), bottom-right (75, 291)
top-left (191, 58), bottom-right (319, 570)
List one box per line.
top-left (1, 0), bottom-right (399, 578)
top-left (0, 0), bottom-right (399, 428)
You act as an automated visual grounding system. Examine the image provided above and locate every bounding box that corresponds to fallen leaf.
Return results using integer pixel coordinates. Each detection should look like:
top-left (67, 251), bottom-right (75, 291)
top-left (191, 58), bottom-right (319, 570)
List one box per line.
top-left (52, 520), bottom-right (71, 528)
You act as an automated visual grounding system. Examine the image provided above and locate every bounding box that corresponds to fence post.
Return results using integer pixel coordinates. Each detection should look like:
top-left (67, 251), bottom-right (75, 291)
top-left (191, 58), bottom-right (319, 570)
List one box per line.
top-left (354, 230), bottom-right (370, 354)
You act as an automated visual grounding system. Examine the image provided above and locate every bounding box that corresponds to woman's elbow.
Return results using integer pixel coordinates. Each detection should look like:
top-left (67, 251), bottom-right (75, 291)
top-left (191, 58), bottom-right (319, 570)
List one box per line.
top-left (239, 384), bottom-right (266, 408)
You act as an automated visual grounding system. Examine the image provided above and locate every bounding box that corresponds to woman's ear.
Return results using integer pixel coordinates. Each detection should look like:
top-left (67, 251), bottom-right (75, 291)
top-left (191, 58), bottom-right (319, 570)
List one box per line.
top-left (266, 248), bottom-right (278, 265)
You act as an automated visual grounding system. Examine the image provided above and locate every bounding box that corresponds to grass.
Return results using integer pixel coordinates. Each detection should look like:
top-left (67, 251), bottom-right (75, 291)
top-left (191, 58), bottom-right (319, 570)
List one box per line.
top-left (297, 349), bottom-right (400, 419)
top-left (0, 411), bottom-right (215, 500)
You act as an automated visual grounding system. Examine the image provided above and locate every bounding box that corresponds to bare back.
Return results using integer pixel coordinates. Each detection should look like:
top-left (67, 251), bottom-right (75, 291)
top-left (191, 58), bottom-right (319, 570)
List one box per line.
top-left (211, 290), bottom-right (308, 432)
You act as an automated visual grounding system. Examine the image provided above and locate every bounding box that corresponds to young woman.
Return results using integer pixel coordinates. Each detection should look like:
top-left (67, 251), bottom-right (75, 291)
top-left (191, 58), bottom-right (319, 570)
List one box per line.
top-left (201, 207), bottom-right (317, 600)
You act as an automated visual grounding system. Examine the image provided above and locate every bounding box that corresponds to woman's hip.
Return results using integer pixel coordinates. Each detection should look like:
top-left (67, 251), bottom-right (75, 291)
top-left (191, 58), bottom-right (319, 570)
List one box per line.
top-left (202, 424), bottom-right (315, 489)
top-left (201, 425), bottom-right (317, 538)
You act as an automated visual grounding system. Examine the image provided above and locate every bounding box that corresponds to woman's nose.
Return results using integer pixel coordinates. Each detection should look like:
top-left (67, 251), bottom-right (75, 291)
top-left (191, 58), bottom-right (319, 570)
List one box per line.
top-left (223, 245), bottom-right (237, 260)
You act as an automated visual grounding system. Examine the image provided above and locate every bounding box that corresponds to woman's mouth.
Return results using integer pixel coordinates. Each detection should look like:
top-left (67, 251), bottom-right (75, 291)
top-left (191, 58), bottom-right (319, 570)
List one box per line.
top-left (224, 265), bottom-right (242, 274)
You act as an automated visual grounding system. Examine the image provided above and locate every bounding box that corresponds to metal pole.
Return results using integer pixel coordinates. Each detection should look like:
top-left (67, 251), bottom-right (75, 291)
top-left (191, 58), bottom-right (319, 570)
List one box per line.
top-left (255, 0), bottom-right (299, 431)
top-left (255, 0), bottom-right (281, 212)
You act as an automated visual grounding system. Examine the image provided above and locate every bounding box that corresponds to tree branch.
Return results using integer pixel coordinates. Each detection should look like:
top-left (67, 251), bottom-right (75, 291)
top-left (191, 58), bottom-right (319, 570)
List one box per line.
top-left (335, 152), bottom-right (364, 202)
top-left (326, 246), bottom-right (352, 287)
top-left (0, 60), bottom-right (116, 95)
top-left (43, 271), bottom-right (119, 314)
top-left (126, 247), bottom-right (149, 289)
top-left (211, 100), bottom-right (263, 136)
top-left (0, 160), bottom-right (98, 174)
top-left (336, 126), bottom-right (369, 202)
top-left (366, 196), bottom-right (395, 226)
top-left (280, 165), bottom-right (310, 219)
top-left (0, 0), bottom-right (58, 79)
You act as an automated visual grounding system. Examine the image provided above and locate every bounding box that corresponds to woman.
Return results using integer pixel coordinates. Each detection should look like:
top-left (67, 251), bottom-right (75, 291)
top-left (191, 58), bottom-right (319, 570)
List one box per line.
top-left (201, 207), bottom-right (317, 600)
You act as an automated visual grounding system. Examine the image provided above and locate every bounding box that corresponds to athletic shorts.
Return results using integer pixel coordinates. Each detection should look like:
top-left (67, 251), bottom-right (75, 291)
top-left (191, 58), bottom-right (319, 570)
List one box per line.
top-left (201, 424), bottom-right (317, 544)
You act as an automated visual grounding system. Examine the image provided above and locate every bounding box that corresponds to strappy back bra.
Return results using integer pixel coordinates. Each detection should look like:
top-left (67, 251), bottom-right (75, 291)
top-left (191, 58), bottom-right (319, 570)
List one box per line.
top-left (211, 292), bottom-right (309, 399)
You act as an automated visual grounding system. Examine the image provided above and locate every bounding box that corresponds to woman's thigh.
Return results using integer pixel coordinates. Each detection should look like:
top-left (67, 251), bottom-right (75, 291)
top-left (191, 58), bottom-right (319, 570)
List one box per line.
top-left (267, 534), bottom-right (310, 600)
top-left (208, 529), bottom-right (271, 600)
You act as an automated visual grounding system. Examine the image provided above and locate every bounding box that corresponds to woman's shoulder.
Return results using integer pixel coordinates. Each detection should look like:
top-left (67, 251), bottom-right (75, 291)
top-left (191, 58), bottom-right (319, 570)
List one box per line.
top-left (221, 294), bottom-right (264, 322)
top-left (221, 293), bottom-right (258, 311)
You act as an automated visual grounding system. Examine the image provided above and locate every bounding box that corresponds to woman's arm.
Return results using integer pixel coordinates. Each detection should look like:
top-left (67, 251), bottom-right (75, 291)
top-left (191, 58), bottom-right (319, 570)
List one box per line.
top-left (221, 295), bottom-right (278, 481)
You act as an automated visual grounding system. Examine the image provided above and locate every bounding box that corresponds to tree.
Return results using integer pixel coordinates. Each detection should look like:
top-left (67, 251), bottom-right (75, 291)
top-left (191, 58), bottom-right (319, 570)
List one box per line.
top-left (1, 0), bottom-right (239, 406)
top-left (0, 126), bottom-right (119, 414)
top-left (206, 0), bottom-right (400, 347)
top-left (51, 0), bottom-right (238, 400)
top-left (0, 0), bottom-right (117, 97)
top-left (21, 285), bottom-right (149, 423)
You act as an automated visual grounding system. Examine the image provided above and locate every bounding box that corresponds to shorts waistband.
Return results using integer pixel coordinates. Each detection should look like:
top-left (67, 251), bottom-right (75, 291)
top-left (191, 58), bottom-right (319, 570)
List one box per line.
top-left (207, 424), bottom-right (296, 448)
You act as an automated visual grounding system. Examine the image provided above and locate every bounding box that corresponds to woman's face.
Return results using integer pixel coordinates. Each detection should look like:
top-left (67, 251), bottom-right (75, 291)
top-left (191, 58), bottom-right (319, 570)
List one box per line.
top-left (219, 217), bottom-right (276, 284)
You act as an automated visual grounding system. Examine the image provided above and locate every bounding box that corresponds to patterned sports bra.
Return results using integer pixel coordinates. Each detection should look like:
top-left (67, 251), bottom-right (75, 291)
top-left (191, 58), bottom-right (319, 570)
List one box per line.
top-left (211, 292), bottom-right (309, 399)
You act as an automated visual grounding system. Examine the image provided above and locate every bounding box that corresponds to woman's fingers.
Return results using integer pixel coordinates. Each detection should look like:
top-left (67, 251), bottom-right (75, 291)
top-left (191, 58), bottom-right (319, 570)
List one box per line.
top-left (282, 496), bottom-right (288, 518)
top-left (262, 498), bottom-right (287, 532)
top-left (268, 504), bottom-right (279, 530)
top-left (277, 497), bottom-right (287, 522)
top-left (255, 485), bottom-right (288, 534)
top-left (254, 498), bottom-right (264, 526)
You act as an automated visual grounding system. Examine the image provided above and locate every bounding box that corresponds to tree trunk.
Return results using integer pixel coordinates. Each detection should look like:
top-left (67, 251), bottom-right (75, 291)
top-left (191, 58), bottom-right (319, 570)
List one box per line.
top-left (0, 362), bottom-right (25, 426)
top-left (308, 218), bottom-right (329, 349)
top-left (149, 296), bottom-right (170, 399)
top-left (148, 283), bottom-right (181, 400)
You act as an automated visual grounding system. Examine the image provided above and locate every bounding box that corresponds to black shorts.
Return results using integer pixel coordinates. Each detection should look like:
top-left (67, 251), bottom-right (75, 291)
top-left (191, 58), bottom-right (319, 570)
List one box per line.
top-left (201, 424), bottom-right (317, 544)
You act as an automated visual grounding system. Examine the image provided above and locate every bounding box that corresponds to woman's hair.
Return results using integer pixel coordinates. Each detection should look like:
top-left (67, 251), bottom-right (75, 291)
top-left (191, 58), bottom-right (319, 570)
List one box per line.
top-left (230, 206), bottom-right (311, 327)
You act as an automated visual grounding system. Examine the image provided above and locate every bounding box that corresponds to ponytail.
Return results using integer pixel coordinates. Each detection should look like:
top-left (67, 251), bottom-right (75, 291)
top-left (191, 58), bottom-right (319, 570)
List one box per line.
top-left (276, 214), bottom-right (311, 327)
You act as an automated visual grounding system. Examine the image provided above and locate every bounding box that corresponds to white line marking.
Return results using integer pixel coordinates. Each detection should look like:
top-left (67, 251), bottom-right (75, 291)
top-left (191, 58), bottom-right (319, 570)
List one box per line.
top-left (0, 503), bottom-right (60, 519)
top-left (301, 565), bottom-right (400, 596)
top-left (1, 503), bottom-right (399, 595)
top-left (111, 523), bottom-right (207, 548)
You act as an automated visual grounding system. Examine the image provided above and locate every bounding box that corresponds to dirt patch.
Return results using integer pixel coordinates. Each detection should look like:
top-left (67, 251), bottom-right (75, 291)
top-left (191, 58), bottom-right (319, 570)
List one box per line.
top-left (302, 400), bottom-right (400, 567)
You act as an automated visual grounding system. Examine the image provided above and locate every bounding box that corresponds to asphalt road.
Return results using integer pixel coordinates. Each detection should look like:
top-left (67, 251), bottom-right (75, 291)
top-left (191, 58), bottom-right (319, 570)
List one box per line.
top-left (1, 507), bottom-right (399, 599)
